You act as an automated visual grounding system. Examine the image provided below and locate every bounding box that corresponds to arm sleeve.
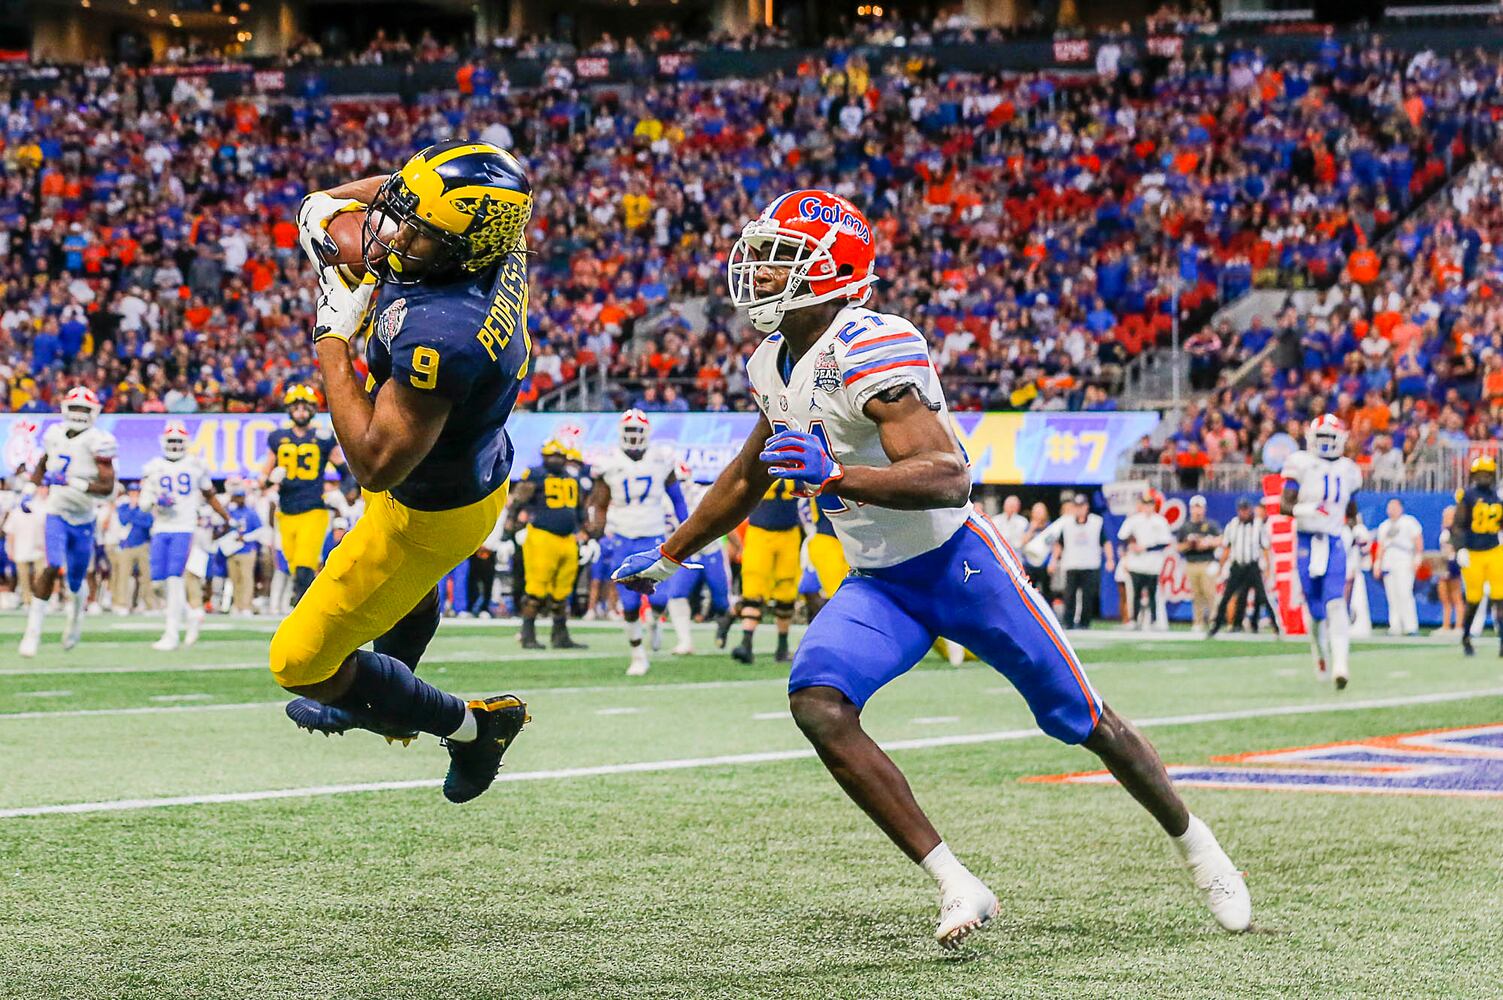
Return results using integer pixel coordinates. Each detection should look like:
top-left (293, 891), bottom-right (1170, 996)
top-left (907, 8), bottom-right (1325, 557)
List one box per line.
top-left (666, 479), bottom-right (689, 523)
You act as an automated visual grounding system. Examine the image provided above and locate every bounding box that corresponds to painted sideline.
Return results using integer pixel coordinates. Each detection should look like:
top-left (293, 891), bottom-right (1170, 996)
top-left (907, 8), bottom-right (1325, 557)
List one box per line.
top-left (2, 686), bottom-right (1499, 820)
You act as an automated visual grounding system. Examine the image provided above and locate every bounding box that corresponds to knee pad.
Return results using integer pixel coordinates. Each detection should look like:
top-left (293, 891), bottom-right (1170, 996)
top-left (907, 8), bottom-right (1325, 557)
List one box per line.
top-left (769, 600), bottom-right (794, 622)
top-left (738, 599), bottom-right (763, 621)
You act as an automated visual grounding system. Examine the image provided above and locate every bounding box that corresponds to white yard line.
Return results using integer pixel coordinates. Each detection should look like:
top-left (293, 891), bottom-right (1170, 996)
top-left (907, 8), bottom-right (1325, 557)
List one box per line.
top-left (1, 686), bottom-right (1499, 820)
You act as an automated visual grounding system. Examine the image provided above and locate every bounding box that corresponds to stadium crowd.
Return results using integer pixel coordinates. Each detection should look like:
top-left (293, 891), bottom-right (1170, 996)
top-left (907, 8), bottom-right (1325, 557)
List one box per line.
top-left (0, 32), bottom-right (1497, 421)
top-left (1135, 155), bottom-right (1503, 488)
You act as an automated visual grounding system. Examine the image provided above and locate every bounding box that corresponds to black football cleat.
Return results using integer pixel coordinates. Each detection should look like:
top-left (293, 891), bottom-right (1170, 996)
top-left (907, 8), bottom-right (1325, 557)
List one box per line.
top-left (1463, 636), bottom-right (1476, 657)
top-left (730, 645), bottom-right (754, 665)
top-left (715, 615), bottom-right (733, 649)
top-left (285, 697), bottom-right (418, 745)
top-left (550, 622), bottom-right (588, 649)
top-left (442, 695), bottom-right (530, 804)
top-left (775, 648), bottom-right (793, 664)
top-left (1334, 675), bottom-right (1348, 691)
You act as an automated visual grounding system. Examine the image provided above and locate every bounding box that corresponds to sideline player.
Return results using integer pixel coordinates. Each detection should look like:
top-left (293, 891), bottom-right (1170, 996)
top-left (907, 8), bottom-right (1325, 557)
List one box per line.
top-left (659, 462), bottom-right (733, 655)
top-left (141, 421), bottom-right (231, 651)
top-left (274, 140), bottom-right (533, 803)
top-left (732, 477), bottom-right (802, 663)
top-left (262, 385), bottom-right (345, 606)
top-left (19, 387), bottom-right (116, 656)
top-left (614, 189), bottom-right (1250, 948)
top-left (1280, 415), bottom-right (1362, 688)
top-left (503, 437), bottom-right (589, 650)
top-left (1453, 455), bottom-right (1503, 656)
top-left (588, 410), bottom-right (686, 675)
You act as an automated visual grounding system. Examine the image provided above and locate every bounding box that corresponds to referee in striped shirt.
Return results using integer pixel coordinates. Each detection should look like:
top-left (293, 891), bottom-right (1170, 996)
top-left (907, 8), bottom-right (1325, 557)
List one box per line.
top-left (1209, 498), bottom-right (1281, 637)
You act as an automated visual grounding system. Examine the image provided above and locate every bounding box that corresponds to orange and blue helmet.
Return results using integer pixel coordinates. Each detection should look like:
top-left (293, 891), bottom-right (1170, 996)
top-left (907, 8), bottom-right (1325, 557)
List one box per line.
top-left (728, 189), bottom-right (877, 333)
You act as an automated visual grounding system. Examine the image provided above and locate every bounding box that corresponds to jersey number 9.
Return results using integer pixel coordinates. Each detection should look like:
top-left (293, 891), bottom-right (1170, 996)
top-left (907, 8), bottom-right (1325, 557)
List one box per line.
top-left (410, 346), bottom-right (440, 390)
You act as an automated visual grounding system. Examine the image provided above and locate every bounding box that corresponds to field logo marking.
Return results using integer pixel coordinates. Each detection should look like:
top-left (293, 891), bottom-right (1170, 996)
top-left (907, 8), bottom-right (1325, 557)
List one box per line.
top-left (1026, 723), bottom-right (1503, 799)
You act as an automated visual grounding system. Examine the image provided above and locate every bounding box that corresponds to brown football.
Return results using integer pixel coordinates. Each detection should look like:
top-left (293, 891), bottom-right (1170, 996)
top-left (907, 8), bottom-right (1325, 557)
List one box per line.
top-left (319, 208), bottom-right (373, 281)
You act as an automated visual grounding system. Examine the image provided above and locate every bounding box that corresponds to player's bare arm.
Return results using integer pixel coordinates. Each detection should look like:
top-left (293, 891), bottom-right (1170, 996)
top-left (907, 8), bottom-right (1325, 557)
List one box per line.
top-left (30, 453), bottom-right (45, 487)
top-left (585, 478), bottom-right (611, 537)
top-left (317, 338), bottom-right (450, 493)
top-left (811, 386), bottom-right (970, 511)
top-left (1279, 483), bottom-right (1299, 518)
top-left (504, 479), bottom-right (538, 533)
top-left (660, 414), bottom-right (776, 559)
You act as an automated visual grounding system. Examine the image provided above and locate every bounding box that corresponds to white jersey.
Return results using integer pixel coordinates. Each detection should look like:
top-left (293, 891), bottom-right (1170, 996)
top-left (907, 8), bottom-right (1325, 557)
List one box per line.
top-left (598, 444), bottom-right (677, 540)
top-left (41, 424), bottom-right (118, 525)
top-left (1046, 513), bottom-right (1109, 571)
top-left (745, 305), bottom-right (967, 569)
top-left (1117, 511), bottom-right (1175, 575)
top-left (1280, 449), bottom-right (1362, 536)
top-left (140, 456), bottom-right (213, 534)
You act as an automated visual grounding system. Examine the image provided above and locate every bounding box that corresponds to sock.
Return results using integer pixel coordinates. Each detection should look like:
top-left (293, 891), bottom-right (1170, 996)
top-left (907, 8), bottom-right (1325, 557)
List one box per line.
top-left (776, 631), bottom-right (789, 657)
top-left (25, 597), bottom-right (46, 635)
top-left (739, 627), bottom-right (754, 652)
top-left (1325, 599), bottom-right (1350, 679)
top-left (1463, 601), bottom-right (1479, 641)
top-left (1172, 814), bottom-right (1214, 861)
top-left (668, 597), bottom-right (692, 646)
top-left (165, 577), bottom-right (186, 637)
top-left (919, 841), bottom-right (971, 892)
top-left (448, 707), bottom-right (478, 742)
top-left (626, 620), bottom-right (642, 645)
top-left (373, 590), bottom-right (442, 670)
top-left (333, 649), bottom-right (467, 738)
top-left (291, 567), bottom-right (316, 606)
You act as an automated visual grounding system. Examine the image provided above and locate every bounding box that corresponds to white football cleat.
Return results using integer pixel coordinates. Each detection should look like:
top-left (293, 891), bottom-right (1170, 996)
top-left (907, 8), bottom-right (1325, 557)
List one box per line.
top-left (17, 630), bottom-right (40, 658)
top-left (61, 619), bottom-right (83, 651)
top-left (671, 642), bottom-right (694, 656)
top-left (1179, 822), bottom-right (1252, 932)
top-left (626, 648), bottom-right (650, 676)
top-left (935, 877), bottom-right (999, 951)
top-left (151, 633), bottom-right (180, 652)
top-left (184, 613), bottom-right (203, 648)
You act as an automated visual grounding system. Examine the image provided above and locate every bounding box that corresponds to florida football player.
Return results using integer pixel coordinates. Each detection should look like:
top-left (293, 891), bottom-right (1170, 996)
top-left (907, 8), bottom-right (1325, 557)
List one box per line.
top-left (659, 462), bottom-right (732, 655)
top-left (587, 410), bottom-right (687, 676)
top-left (18, 387), bottom-right (116, 657)
top-left (614, 190), bottom-right (1251, 948)
top-left (275, 141), bottom-right (534, 803)
top-left (261, 384), bottom-right (345, 606)
top-left (1453, 455), bottom-right (1503, 656)
top-left (1280, 415), bottom-right (1362, 688)
top-left (503, 437), bottom-right (590, 650)
top-left (140, 422), bottom-right (231, 651)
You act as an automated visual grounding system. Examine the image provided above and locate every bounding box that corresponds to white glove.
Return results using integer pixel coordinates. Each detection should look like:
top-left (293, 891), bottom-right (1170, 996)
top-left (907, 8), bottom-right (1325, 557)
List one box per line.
top-left (268, 466), bottom-right (287, 485)
top-left (1457, 548), bottom-right (1471, 568)
top-left (577, 537), bottom-right (601, 567)
top-left (66, 476), bottom-right (91, 494)
top-left (297, 191), bottom-right (363, 271)
top-left (313, 267), bottom-right (376, 344)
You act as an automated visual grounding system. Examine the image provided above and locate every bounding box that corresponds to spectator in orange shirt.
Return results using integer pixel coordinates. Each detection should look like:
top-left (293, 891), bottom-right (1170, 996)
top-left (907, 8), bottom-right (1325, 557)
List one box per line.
top-left (1347, 242), bottom-right (1380, 285)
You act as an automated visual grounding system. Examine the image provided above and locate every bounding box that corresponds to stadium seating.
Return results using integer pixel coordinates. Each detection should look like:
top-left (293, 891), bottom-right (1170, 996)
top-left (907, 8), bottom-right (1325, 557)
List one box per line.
top-left (0, 34), bottom-right (1495, 424)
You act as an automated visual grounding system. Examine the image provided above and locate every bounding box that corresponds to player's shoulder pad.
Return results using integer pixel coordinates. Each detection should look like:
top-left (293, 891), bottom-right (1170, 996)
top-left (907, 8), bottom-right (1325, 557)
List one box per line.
top-left (650, 444), bottom-right (677, 469)
top-left (91, 428), bottom-right (119, 458)
top-left (829, 308), bottom-right (933, 403)
top-left (1457, 487), bottom-right (1468, 503)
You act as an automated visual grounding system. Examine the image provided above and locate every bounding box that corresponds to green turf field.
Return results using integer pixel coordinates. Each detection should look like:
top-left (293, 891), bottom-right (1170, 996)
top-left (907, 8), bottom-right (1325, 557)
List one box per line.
top-left (0, 614), bottom-right (1499, 999)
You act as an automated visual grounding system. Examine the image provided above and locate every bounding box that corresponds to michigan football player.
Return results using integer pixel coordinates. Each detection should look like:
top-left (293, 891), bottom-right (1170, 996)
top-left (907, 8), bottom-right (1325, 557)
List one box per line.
top-left (275, 140), bottom-right (534, 803)
top-left (1455, 454), bottom-right (1503, 656)
top-left (261, 384), bottom-right (345, 606)
top-left (503, 436), bottom-right (590, 650)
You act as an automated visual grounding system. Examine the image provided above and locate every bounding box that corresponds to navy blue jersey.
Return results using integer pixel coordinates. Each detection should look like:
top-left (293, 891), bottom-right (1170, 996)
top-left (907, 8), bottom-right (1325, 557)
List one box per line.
top-left (267, 427), bottom-right (339, 515)
top-left (749, 479), bottom-right (801, 531)
top-left (364, 256), bottom-right (529, 511)
top-left (1457, 484), bottom-right (1503, 552)
top-left (520, 464), bottom-right (587, 535)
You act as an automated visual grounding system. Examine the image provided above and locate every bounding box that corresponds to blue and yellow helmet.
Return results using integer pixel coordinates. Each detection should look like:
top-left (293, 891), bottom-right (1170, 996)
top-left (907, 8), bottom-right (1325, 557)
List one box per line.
top-left (1471, 454), bottom-right (1497, 477)
top-left (541, 438), bottom-right (568, 459)
top-left (362, 140), bottom-right (532, 285)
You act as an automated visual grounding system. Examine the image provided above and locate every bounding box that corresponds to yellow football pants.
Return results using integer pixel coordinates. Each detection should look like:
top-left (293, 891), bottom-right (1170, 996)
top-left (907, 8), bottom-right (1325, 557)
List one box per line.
top-left (523, 527), bottom-right (579, 602)
top-left (278, 507), bottom-right (332, 573)
top-left (807, 533), bottom-right (849, 599)
top-left (269, 485), bottom-right (507, 688)
top-left (1462, 547), bottom-right (1503, 604)
top-left (741, 525), bottom-right (801, 604)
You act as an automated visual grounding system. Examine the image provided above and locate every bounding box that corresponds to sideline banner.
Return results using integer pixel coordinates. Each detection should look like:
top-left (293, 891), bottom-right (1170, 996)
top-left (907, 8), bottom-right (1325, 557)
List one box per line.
top-left (0, 410), bottom-right (1160, 486)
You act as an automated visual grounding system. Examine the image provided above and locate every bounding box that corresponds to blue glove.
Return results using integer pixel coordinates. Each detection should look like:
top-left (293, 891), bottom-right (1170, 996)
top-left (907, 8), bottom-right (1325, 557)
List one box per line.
top-left (611, 545), bottom-right (701, 594)
top-left (43, 470), bottom-right (67, 487)
top-left (759, 429), bottom-right (844, 497)
top-left (156, 494), bottom-right (176, 510)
